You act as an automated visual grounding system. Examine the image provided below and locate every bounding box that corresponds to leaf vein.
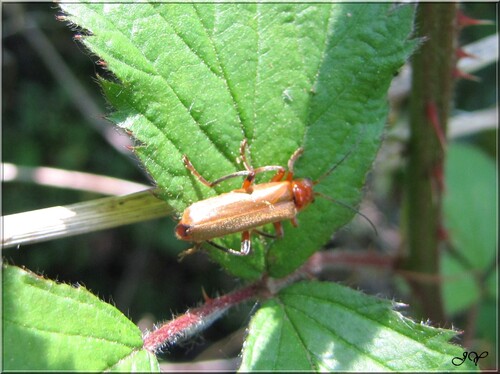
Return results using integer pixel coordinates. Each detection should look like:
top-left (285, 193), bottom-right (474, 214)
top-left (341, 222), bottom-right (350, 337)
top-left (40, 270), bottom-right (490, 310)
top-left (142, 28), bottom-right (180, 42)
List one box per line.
top-left (282, 302), bottom-right (391, 370)
top-left (194, 5), bottom-right (248, 161)
top-left (277, 301), bottom-right (316, 369)
top-left (86, 4), bottom-right (231, 162)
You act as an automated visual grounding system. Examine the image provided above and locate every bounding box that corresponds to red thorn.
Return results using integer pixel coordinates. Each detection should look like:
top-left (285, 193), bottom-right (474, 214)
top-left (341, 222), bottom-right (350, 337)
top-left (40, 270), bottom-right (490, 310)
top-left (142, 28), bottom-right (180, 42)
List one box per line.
top-left (96, 60), bottom-right (108, 67)
top-left (432, 163), bottom-right (445, 194)
top-left (55, 15), bottom-right (67, 22)
top-left (125, 145), bottom-right (135, 151)
top-left (437, 225), bottom-right (449, 242)
top-left (73, 34), bottom-right (83, 41)
top-left (426, 101), bottom-right (446, 151)
top-left (201, 287), bottom-right (212, 302)
top-left (457, 10), bottom-right (494, 28)
top-left (456, 48), bottom-right (476, 60)
top-left (453, 68), bottom-right (481, 82)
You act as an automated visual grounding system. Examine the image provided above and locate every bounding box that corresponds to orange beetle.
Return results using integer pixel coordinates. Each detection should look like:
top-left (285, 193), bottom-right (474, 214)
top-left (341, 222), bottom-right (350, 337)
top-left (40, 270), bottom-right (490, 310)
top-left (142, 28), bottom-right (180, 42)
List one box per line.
top-left (176, 139), bottom-right (373, 256)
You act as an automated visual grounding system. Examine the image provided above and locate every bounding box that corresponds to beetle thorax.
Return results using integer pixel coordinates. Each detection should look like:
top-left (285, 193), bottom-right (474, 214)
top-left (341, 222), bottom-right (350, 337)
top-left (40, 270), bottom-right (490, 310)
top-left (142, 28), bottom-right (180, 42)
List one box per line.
top-left (291, 178), bottom-right (315, 211)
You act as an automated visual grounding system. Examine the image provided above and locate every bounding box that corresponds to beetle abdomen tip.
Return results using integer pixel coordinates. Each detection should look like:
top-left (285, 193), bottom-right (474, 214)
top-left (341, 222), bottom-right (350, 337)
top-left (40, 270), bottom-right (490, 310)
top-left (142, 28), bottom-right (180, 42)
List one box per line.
top-left (175, 223), bottom-right (191, 240)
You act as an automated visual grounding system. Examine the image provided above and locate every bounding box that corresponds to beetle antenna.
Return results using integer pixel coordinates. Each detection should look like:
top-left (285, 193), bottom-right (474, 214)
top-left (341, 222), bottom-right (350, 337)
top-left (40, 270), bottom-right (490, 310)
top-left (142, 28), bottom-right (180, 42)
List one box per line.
top-left (315, 191), bottom-right (378, 235)
top-left (314, 148), bottom-right (355, 186)
top-left (288, 147), bottom-right (304, 175)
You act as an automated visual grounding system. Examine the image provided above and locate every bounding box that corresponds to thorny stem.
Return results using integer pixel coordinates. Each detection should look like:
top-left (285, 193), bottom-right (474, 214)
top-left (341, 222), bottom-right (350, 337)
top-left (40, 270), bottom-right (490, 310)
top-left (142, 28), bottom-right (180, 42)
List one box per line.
top-left (143, 283), bottom-right (263, 353)
top-left (143, 249), bottom-right (397, 353)
top-left (403, 3), bottom-right (459, 324)
top-left (145, 245), bottom-right (482, 354)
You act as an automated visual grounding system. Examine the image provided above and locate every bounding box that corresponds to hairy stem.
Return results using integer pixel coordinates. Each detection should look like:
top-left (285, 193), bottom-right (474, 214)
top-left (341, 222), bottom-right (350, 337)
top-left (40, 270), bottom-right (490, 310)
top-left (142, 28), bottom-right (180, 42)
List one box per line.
top-left (403, 3), bottom-right (459, 323)
top-left (143, 283), bottom-right (263, 353)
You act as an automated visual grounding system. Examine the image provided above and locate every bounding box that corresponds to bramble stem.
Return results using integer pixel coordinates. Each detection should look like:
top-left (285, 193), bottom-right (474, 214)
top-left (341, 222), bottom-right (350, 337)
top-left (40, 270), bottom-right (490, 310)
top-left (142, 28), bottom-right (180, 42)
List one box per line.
top-left (143, 283), bottom-right (262, 353)
top-left (403, 3), bottom-right (459, 323)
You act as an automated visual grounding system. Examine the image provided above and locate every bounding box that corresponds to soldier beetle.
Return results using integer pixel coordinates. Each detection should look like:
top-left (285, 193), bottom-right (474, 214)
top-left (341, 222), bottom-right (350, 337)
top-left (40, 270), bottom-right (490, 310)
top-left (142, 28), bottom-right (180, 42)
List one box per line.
top-left (176, 139), bottom-right (375, 256)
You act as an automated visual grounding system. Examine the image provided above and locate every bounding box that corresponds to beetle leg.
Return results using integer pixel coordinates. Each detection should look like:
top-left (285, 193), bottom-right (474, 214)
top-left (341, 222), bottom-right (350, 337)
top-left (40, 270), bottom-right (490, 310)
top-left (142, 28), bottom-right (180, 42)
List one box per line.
top-left (206, 238), bottom-right (251, 256)
top-left (182, 155), bottom-right (213, 187)
top-left (241, 231), bottom-right (252, 255)
top-left (242, 172), bottom-right (256, 192)
top-left (252, 228), bottom-right (277, 239)
top-left (239, 139), bottom-right (284, 189)
top-left (271, 168), bottom-right (286, 182)
top-left (290, 217), bottom-right (299, 227)
top-left (265, 147), bottom-right (304, 182)
top-left (183, 155), bottom-right (252, 187)
top-left (273, 222), bottom-right (284, 238)
top-left (177, 243), bottom-right (202, 261)
top-left (243, 166), bottom-right (288, 191)
top-left (239, 139), bottom-right (253, 171)
top-left (184, 152), bottom-right (287, 189)
top-left (238, 139), bottom-right (256, 192)
top-left (253, 166), bottom-right (286, 177)
top-left (284, 147), bottom-right (305, 181)
top-left (287, 147), bottom-right (304, 175)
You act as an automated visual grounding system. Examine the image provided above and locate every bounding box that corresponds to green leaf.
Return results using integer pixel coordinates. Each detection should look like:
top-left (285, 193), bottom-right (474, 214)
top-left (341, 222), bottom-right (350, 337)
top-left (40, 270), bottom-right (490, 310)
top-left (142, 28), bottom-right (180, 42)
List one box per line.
top-left (441, 143), bottom-right (496, 315)
top-left (265, 4), bottom-right (416, 277)
top-left (440, 254), bottom-right (480, 315)
top-left (2, 264), bottom-right (159, 372)
top-left (60, 3), bottom-right (416, 278)
top-left (476, 297), bottom-right (497, 350)
top-left (240, 281), bottom-right (477, 371)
